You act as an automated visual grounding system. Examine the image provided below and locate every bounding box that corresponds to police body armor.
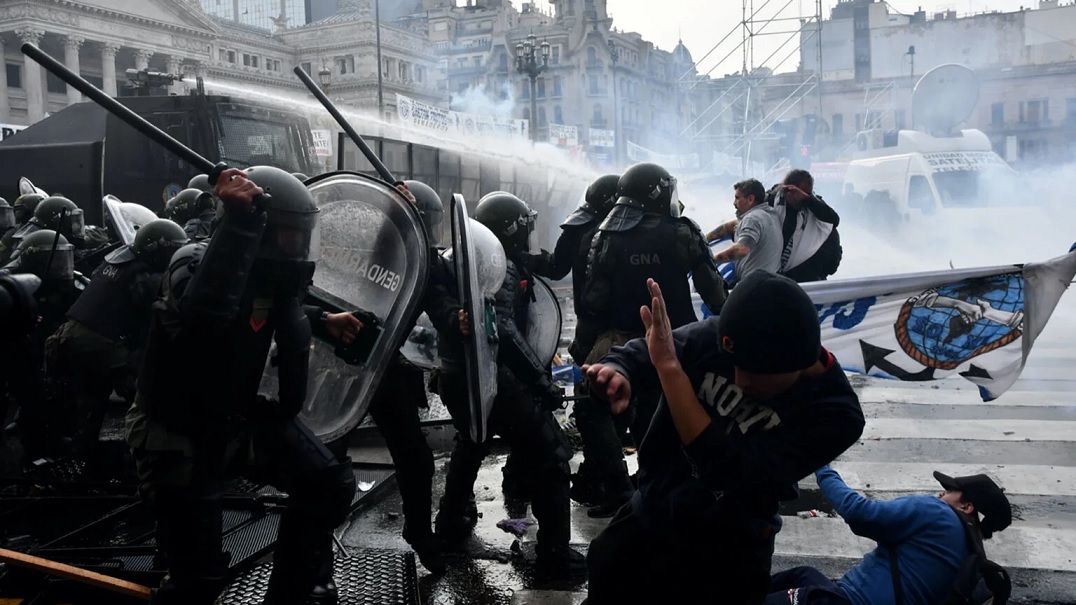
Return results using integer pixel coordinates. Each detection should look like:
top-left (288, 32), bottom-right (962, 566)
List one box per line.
top-left (593, 214), bottom-right (699, 333)
top-left (66, 257), bottom-right (153, 346)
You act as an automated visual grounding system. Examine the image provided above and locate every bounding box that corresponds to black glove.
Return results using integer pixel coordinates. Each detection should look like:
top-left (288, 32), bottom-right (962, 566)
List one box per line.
top-left (334, 308), bottom-right (384, 366)
top-left (535, 376), bottom-right (564, 412)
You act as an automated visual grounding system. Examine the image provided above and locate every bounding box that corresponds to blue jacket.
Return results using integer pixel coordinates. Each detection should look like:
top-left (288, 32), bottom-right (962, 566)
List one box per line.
top-left (816, 467), bottom-right (968, 605)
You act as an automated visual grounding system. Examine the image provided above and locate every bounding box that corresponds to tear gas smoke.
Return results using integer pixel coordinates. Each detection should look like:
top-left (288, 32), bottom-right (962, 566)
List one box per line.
top-left (450, 83), bottom-right (517, 119)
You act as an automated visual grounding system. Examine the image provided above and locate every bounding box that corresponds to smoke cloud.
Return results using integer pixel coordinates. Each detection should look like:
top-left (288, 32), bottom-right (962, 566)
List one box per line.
top-left (450, 82), bottom-right (517, 119)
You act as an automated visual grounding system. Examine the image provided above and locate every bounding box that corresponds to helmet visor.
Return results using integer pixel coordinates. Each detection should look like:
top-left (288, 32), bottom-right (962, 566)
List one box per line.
top-left (664, 176), bottom-right (680, 217)
top-left (0, 206), bottom-right (14, 231)
top-left (521, 209), bottom-right (539, 254)
top-left (21, 245), bottom-right (75, 282)
top-left (65, 208), bottom-right (85, 240)
top-left (261, 208), bottom-right (321, 262)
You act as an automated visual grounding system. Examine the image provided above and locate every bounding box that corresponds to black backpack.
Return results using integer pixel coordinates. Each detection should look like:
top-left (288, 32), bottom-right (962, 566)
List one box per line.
top-left (888, 507), bottom-right (1011, 605)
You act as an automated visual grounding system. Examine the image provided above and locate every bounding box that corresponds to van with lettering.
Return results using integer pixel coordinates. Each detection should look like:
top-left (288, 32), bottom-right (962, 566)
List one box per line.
top-left (836, 64), bottom-right (1019, 229)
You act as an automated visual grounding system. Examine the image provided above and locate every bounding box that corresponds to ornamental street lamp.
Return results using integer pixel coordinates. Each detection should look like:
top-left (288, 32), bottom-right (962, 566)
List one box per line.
top-left (608, 39), bottom-right (620, 164)
top-left (317, 64), bottom-right (332, 92)
top-left (515, 33), bottom-right (550, 142)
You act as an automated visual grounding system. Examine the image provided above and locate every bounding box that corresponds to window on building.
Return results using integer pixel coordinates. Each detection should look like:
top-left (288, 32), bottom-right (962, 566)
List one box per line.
top-left (472, 56), bottom-right (482, 68)
top-left (46, 72), bottom-right (66, 94)
top-left (553, 75), bottom-right (562, 97)
top-left (84, 74), bottom-right (103, 90)
top-left (551, 46), bottom-right (560, 65)
top-left (895, 109), bottom-right (906, 130)
top-left (1020, 99), bottom-right (1049, 123)
top-left (6, 64), bottom-right (21, 89)
top-left (554, 105), bottom-right (563, 124)
top-left (538, 107), bottom-right (547, 127)
top-left (537, 78), bottom-right (546, 98)
top-left (499, 53), bottom-right (508, 71)
top-left (399, 61), bottom-right (408, 80)
top-left (831, 113), bottom-right (843, 137)
top-left (301, 61), bottom-right (311, 75)
top-left (523, 107), bottom-right (530, 121)
top-left (521, 80), bottom-right (530, 99)
top-left (593, 104), bottom-right (603, 124)
top-left (588, 76), bottom-right (599, 95)
top-left (416, 66), bottom-right (425, 83)
top-left (992, 102), bottom-right (1004, 126)
top-left (1066, 98), bottom-right (1076, 122)
top-left (587, 46), bottom-right (597, 66)
top-left (434, 21), bottom-right (448, 31)
top-left (242, 53), bottom-right (259, 68)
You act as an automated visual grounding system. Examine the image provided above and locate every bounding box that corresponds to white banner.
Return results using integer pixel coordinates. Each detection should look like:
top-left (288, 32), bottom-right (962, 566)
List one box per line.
top-left (589, 127), bottom-right (615, 148)
top-left (1, 123), bottom-right (27, 141)
top-left (548, 123), bottom-right (579, 147)
top-left (310, 129), bottom-right (333, 157)
top-left (627, 140), bottom-right (699, 170)
top-left (694, 250), bottom-right (1076, 401)
top-left (396, 93), bottom-right (529, 143)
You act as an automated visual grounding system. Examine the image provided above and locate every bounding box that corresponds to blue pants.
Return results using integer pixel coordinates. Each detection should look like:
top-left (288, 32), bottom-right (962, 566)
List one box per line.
top-left (764, 566), bottom-right (851, 605)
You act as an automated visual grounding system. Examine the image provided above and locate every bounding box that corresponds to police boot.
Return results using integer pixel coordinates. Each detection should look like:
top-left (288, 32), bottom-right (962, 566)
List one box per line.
top-left (403, 524), bottom-right (446, 575)
top-left (151, 494), bottom-right (230, 605)
top-left (501, 450), bottom-right (534, 502)
top-left (569, 459), bottom-right (605, 506)
top-left (435, 438), bottom-right (483, 548)
top-left (531, 465), bottom-right (586, 580)
top-left (398, 458), bottom-right (445, 574)
top-left (586, 460), bottom-right (634, 519)
top-left (262, 516), bottom-right (338, 604)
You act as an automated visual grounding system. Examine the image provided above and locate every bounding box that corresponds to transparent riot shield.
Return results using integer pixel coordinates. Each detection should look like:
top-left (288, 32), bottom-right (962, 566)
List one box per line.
top-left (451, 194), bottom-right (505, 443)
top-left (102, 195), bottom-right (157, 246)
top-left (526, 275), bottom-right (563, 367)
top-left (19, 177), bottom-right (47, 197)
top-left (260, 172), bottom-right (430, 443)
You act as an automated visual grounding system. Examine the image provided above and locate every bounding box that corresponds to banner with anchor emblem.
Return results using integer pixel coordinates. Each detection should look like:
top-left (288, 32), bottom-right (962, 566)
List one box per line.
top-left (696, 249), bottom-right (1076, 401)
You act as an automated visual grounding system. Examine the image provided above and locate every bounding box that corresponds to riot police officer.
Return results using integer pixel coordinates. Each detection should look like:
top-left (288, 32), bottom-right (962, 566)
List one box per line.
top-left (0, 193), bottom-right (46, 266)
top-left (516, 174), bottom-right (619, 503)
top-left (47, 219), bottom-right (189, 459)
top-left (162, 188), bottom-right (217, 240)
top-left (2, 230), bottom-right (81, 458)
top-left (364, 179), bottom-right (451, 574)
top-left (434, 191), bottom-right (584, 578)
top-left (580, 162), bottom-right (728, 517)
top-left (126, 167), bottom-right (361, 604)
top-left (0, 198), bottom-right (14, 243)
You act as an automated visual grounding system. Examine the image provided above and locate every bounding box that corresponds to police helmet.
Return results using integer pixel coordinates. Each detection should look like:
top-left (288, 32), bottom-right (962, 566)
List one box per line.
top-left (13, 193), bottom-right (46, 226)
top-left (0, 198), bottom-right (13, 232)
top-left (404, 180), bottom-right (444, 247)
top-left (585, 174), bottom-right (621, 218)
top-left (616, 162), bottom-right (679, 216)
top-left (242, 166), bottom-right (320, 265)
top-left (8, 229), bottom-right (74, 284)
top-left (164, 188), bottom-right (215, 226)
top-left (188, 173), bottom-right (212, 193)
top-left (31, 196), bottom-right (85, 242)
top-left (106, 218), bottom-right (190, 271)
top-left (474, 191), bottom-right (538, 256)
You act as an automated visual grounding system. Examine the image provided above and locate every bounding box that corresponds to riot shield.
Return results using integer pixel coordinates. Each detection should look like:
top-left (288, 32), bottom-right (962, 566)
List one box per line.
top-left (102, 195), bottom-right (157, 246)
top-left (19, 177), bottom-right (47, 197)
top-left (526, 275), bottom-right (562, 367)
top-left (260, 171), bottom-right (430, 443)
top-left (451, 194), bottom-right (505, 443)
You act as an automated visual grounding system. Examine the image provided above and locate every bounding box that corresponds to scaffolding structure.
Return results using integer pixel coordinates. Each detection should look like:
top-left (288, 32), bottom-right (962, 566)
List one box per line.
top-left (676, 0), bottom-right (825, 175)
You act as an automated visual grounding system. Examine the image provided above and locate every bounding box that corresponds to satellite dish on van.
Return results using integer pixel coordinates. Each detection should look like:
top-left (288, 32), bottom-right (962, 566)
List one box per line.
top-left (912, 64), bottom-right (979, 135)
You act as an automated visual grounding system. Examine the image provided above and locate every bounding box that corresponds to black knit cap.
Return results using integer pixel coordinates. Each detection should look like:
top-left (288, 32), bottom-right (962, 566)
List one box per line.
top-left (717, 270), bottom-right (821, 374)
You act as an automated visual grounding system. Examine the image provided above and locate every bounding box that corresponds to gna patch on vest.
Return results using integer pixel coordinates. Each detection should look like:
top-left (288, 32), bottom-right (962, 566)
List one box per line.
top-left (100, 264), bottom-right (120, 279)
top-left (320, 246), bottom-right (403, 292)
top-left (628, 252), bottom-right (661, 266)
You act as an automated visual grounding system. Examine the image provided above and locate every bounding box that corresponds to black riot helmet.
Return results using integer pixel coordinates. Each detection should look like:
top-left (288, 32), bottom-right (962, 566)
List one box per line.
top-left (164, 188), bottom-right (215, 225)
top-left (31, 196), bottom-right (85, 243)
top-left (0, 198), bottom-right (13, 232)
top-left (616, 162), bottom-right (680, 216)
top-left (586, 174), bottom-right (621, 217)
top-left (404, 180), bottom-right (444, 247)
top-left (242, 166), bottom-right (320, 266)
top-left (107, 218), bottom-right (190, 271)
top-left (475, 191), bottom-right (538, 256)
top-left (13, 193), bottom-right (46, 226)
top-left (188, 173), bottom-right (212, 193)
top-left (8, 229), bottom-right (74, 285)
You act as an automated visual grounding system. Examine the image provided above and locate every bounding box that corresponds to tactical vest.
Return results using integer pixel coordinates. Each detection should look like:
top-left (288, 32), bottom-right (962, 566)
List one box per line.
top-left (66, 260), bottom-right (153, 344)
top-left (601, 217), bottom-right (697, 333)
top-left (138, 279), bottom-right (311, 435)
top-left (569, 225), bottom-right (598, 316)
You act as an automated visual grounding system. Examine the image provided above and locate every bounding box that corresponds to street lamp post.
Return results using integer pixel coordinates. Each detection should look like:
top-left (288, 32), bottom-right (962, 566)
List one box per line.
top-left (608, 39), bottom-right (619, 165)
top-left (515, 33), bottom-right (549, 142)
top-left (317, 64), bottom-right (332, 92)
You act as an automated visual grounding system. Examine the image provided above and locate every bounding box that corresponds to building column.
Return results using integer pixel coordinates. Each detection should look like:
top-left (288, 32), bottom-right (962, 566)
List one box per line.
top-left (101, 42), bottom-right (120, 97)
top-left (63, 35), bottom-right (84, 105)
top-left (135, 49), bottom-right (153, 71)
top-left (15, 27), bottom-right (46, 124)
top-left (167, 56), bottom-right (184, 95)
top-left (0, 37), bottom-right (10, 123)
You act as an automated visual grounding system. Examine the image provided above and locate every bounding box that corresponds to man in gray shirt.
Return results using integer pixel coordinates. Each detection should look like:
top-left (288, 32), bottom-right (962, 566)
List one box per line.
top-left (707, 178), bottom-right (782, 284)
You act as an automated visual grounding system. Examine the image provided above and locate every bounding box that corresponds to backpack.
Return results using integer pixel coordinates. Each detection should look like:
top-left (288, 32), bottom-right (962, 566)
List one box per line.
top-left (888, 507), bottom-right (1011, 605)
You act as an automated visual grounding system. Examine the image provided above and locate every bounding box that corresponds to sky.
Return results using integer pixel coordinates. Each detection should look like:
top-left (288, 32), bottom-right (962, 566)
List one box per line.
top-left (510, 0), bottom-right (1042, 76)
